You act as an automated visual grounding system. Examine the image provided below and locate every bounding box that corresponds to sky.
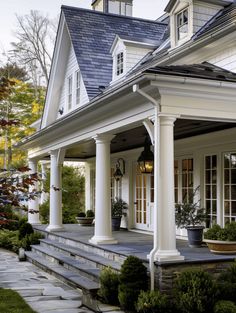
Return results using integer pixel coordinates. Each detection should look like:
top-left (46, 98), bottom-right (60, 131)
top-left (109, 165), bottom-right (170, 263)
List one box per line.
top-left (0, 0), bottom-right (168, 58)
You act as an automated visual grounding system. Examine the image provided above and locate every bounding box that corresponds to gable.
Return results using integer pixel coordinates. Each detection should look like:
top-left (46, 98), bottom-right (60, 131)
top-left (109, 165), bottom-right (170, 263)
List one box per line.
top-left (62, 6), bottom-right (167, 99)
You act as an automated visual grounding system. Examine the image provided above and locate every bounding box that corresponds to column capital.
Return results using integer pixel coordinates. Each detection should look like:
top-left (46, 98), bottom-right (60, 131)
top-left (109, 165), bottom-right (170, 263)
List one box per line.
top-left (49, 149), bottom-right (65, 165)
top-left (93, 134), bottom-right (115, 144)
top-left (159, 114), bottom-right (179, 126)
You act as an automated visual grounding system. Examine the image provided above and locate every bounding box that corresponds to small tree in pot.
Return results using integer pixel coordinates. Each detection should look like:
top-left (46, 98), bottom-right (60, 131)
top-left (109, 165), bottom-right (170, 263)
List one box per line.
top-left (111, 198), bottom-right (127, 231)
top-left (175, 186), bottom-right (208, 247)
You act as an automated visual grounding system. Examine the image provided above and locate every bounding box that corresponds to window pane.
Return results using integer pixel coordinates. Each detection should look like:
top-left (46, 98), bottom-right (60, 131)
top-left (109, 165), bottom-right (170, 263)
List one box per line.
top-left (224, 154), bottom-right (230, 168)
top-left (231, 154), bottom-right (236, 168)
top-left (205, 156), bottom-right (211, 169)
top-left (231, 169), bottom-right (236, 184)
top-left (232, 201), bottom-right (236, 215)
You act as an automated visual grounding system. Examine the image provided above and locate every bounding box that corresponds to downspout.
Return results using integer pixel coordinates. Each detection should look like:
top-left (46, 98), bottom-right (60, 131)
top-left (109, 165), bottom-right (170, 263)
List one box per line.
top-left (133, 84), bottom-right (160, 290)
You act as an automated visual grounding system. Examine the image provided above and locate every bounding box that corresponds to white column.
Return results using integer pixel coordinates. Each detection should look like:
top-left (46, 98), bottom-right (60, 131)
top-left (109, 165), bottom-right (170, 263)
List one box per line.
top-left (154, 115), bottom-right (184, 262)
top-left (46, 150), bottom-right (64, 232)
top-left (89, 134), bottom-right (117, 244)
top-left (28, 159), bottom-right (40, 224)
top-left (40, 161), bottom-right (49, 204)
top-left (85, 162), bottom-right (92, 210)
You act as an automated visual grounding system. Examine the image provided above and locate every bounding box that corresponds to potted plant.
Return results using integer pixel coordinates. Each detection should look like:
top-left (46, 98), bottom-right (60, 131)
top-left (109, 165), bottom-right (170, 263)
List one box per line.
top-left (204, 222), bottom-right (236, 254)
top-left (175, 187), bottom-right (207, 247)
top-left (111, 198), bottom-right (128, 231)
top-left (77, 210), bottom-right (95, 226)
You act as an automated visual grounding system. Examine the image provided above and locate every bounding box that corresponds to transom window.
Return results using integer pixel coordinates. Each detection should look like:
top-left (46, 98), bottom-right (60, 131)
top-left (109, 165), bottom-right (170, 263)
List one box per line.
top-left (75, 70), bottom-right (81, 106)
top-left (67, 75), bottom-right (73, 110)
top-left (176, 8), bottom-right (188, 41)
top-left (116, 52), bottom-right (124, 76)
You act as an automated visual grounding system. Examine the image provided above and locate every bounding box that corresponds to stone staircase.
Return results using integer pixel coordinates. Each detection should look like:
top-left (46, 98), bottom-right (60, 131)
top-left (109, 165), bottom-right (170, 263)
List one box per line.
top-left (25, 230), bottom-right (126, 310)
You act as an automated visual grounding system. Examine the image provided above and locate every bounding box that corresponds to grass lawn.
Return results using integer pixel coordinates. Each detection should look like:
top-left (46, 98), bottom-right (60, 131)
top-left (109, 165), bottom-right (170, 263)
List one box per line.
top-left (0, 288), bottom-right (37, 313)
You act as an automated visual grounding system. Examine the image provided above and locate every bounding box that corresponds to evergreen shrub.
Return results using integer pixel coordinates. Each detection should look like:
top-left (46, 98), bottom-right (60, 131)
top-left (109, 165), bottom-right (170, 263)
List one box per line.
top-left (98, 267), bottom-right (120, 305)
top-left (136, 290), bottom-right (171, 313)
top-left (118, 255), bottom-right (148, 312)
top-left (216, 263), bottom-right (236, 302)
top-left (18, 222), bottom-right (34, 240)
top-left (174, 269), bottom-right (217, 313)
top-left (214, 300), bottom-right (236, 313)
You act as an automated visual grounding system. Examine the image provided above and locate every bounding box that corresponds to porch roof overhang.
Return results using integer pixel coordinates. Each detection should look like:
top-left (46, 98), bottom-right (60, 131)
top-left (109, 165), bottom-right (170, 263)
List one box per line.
top-left (19, 64), bottom-right (236, 161)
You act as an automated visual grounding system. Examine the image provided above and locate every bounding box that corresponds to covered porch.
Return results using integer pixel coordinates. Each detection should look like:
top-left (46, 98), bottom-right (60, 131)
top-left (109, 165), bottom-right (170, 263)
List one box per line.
top-left (21, 63), bottom-right (236, 264)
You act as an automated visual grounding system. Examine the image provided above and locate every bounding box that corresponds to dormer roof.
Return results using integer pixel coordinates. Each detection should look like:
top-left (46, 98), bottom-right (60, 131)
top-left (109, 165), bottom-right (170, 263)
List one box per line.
top-left (165, 0), bottom-right (233, 13)
top-left (62, 6), bottom-right (167, 99)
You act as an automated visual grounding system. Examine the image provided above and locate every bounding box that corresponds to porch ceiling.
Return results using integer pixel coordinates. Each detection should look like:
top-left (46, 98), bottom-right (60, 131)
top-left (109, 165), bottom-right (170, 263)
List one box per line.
top-left (62, 119), bottom-right (236, 160)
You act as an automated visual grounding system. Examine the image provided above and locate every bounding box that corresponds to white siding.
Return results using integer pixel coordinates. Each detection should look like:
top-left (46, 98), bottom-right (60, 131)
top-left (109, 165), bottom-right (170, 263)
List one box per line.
top-left (208, 46), bottom-right (236, 73)
top-left (57, 44), bottom-right (89, 118)
top-left (193, 4), bottom-right (220, 34)
top-left (126, 45), bottom-right (152, 73)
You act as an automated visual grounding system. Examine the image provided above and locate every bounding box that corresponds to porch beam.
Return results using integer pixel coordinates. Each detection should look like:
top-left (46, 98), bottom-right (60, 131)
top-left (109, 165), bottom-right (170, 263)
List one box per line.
top-left (89, 134), bottom-right (117, 245)
top-left (28, 159), bottom-right (40, 225)
top-left (46, 149), bottom-right (65, 232)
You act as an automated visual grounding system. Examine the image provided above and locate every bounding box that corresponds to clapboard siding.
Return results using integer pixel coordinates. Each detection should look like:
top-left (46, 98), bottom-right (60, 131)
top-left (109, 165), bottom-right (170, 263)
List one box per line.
top-left (208, 46), bottom-right (236, 73)
top-left (57, 44), bottom-right (89, 118)
top-left (193, 4), bottom-right (220, 34)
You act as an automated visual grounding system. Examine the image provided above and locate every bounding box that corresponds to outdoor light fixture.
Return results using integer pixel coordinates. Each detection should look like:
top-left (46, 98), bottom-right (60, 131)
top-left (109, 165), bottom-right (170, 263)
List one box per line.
top-left (137, 137), bottom-right (154, 174)
top-left (113, 158), bottom-right (125, 181)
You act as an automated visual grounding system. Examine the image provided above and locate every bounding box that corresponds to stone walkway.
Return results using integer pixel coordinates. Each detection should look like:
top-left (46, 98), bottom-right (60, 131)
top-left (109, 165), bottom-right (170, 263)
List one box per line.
top-left (0, 249), bottom-right (120, 313)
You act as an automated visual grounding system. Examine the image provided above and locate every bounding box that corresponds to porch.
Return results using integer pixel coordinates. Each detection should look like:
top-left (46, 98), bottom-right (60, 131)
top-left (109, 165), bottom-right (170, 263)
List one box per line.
top-left (33, 224), bottom-right (236, 264)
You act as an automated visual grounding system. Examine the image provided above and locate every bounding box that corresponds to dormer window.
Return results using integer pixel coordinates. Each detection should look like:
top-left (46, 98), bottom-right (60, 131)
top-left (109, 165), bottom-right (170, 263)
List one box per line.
top-left (176, 8), bottom-right (189, 41)
top-left (116, 52), bottom-right (124, 76)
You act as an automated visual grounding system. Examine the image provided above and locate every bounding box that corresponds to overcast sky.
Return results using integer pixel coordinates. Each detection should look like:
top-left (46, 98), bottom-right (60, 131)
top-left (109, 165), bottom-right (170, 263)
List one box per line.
top-left (0, 0), bottom-right (168, 61)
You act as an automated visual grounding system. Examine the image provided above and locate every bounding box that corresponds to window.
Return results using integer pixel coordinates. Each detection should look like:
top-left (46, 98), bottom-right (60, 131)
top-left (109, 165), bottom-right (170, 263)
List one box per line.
top-left (223, 153), bottom-right (236, 224)
top-left (67, 75), bottom-right (72, 110)
top-left (205, 155), bottom-right (217, 227)
top-left (116, 52), bottom-right (124, 76)
top-left (75, 70), bottom-right (81, 106)
top-left (182, 158), bottom-right (193, 202)
top-left (176, 8), bottom-right (188, 41)
top-left (108, 0), bottom-right (132, 16)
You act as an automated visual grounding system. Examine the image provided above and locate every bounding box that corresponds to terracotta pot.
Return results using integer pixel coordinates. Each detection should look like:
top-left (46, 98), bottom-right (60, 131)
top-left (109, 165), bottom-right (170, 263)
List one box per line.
top-left (204, 239), bottom-right (236, 254)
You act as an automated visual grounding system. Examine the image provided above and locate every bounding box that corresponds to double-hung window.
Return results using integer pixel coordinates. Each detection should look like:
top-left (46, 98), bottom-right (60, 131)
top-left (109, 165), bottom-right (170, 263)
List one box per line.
top-left (75, 70), bottom-right (81, 106)
top-left (176, 8), bottom-right (188, 41)
top-left (116, 52), bottom-right (124, 76)
top-left (67, 75), bottom-right (73, 110)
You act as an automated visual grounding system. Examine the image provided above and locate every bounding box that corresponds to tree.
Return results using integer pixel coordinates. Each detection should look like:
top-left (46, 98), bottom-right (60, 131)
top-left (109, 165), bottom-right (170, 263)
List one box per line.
top-left (10, 10), bottom-right (56, 85)
top-left (0, 78), bottom-right (44, 169)
top-left (0, 63), bottom-right (28, 82)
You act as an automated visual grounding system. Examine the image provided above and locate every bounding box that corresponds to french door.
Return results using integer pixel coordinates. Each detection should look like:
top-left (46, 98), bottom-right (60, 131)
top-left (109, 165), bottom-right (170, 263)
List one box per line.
top-left (134, 165), bottom-right (154, 231)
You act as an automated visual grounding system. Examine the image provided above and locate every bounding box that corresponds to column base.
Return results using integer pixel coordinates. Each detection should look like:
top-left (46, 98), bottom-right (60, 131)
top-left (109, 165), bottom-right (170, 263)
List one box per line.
top-left (45, 224), bottom-right (64, 232)
top-left (89, 236), bottom-right (118, 245)
top-left (153, 249), bottom-right (185, 262)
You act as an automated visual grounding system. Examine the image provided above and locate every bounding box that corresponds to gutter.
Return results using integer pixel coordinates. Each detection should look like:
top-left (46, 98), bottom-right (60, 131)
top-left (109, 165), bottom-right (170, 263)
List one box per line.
top-left (133, 84), bottom-right (160, 291)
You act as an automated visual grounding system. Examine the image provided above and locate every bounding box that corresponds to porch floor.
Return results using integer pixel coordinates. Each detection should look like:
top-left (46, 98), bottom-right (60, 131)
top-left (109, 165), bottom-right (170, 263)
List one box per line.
top-left (34, 224), bottom-right (236, 264)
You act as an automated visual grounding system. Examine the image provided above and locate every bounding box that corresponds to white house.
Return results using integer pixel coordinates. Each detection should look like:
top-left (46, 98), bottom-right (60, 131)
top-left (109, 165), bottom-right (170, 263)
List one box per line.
top-left (21, 0), bottom-right (236, 262)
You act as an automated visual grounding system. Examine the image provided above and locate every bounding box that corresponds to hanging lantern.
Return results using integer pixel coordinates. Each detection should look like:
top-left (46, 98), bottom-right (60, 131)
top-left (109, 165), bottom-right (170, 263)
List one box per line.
top-left (113, 158), bottom-right (125, 181)
top-left (137, 138), bottom-right (154, 174)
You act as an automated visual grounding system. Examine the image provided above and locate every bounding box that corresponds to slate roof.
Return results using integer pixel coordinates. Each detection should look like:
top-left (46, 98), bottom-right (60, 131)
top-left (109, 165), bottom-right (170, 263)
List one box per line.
top-left (62, 6), bottom-right (168, 99)
top-left (145, 62), bottom-right (236, 82)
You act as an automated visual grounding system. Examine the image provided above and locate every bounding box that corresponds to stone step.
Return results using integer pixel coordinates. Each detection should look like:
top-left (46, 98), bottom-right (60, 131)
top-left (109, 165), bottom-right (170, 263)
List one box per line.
top-left (25, 251), bottom-right (99, 293)
top-left (35, 227), bottom-right (126, 265)
top-left (40, 238), bottom-right (122, 272)
top-left (31, 244), bottom-right (100, 282)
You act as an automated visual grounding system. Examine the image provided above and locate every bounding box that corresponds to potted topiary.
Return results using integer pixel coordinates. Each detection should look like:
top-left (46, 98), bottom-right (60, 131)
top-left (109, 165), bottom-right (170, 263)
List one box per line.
top-left (204, 222), bottom-right (236, 254)
top-left (76, 210), bottom-right (94, 226)
top-left (175, 187), bottom-right (208, 247)
top-left (111, 198), bottom-right (127, 231)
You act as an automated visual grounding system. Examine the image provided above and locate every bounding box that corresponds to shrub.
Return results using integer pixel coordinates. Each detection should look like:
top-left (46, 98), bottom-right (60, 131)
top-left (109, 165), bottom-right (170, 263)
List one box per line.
top-left (136, 290), bottom-right (170, 313)
top-left (39, 200), bottom-right (49, 224)
top-left (204, 222), bottom-right (236, 241)
top-left (214, 300), bottom-right (236, 313)
top-left (216, 263), bottom-right (236, 302)
top-left (98, 267), bottom-right (120, 305)
top-left (118, 256), bottom-right (148, 312)
top-left (0, 230), bottom-right (19, 253)
top-left (20, 232), bottom-right (44, 251)
top-left (174, 269), bottom-right (217, 313)
top-left (78, 212), bottom-right (86, 217)
top-left (18, 222), bottom-right (34, 240)
top-left (86, 210), bottom-right (94, 218)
